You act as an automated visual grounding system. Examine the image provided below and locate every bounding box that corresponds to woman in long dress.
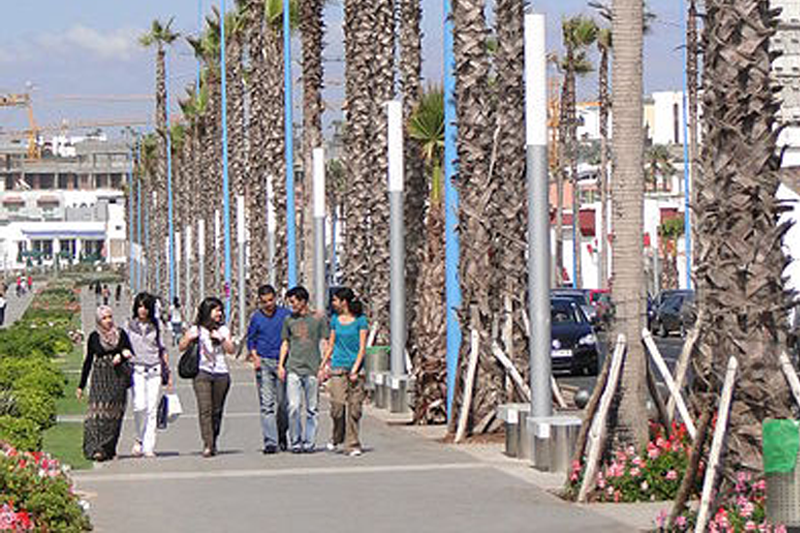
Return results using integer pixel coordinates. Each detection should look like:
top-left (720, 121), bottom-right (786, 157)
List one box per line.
top-left (77, 305), bottom-right (133, 461)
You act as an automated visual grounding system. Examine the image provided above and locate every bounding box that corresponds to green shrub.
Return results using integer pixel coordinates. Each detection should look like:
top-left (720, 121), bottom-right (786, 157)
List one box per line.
top-left (14, 364), bottom-right (66, 399)
top-left (0, 417), bottom-right (41, 450)
top-left (13, 389), bottom-right (57, 430)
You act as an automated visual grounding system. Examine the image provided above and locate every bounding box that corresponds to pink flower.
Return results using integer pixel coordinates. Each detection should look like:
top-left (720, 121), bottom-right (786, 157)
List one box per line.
top-left (755, 479), bottom-right (766, 491)
top-left (666, 470), bottom-right (678, 480)
top-left (647, 442), bottom-right (660, 459)
top-left (655, 510), bottom-right (667, 528)
top-left (740, 501), bottom-right (754, 518)
top-left (776, 525), bottom-right (787, 533)
top-left (675, 515), bottom-right (687, 528)
top-left (630, 467), bottom-right (641, 477)
top-left (745, 521), bottom-right (757, 531)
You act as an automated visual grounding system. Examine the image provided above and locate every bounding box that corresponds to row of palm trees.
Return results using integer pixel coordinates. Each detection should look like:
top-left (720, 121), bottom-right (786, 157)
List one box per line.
top-left (126, 0), bottom-right (795, 479)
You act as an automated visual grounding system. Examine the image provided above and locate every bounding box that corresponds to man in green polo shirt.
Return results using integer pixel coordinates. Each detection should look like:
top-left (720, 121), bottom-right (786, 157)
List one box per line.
top-left (278, 286), bottom-right (329, 453)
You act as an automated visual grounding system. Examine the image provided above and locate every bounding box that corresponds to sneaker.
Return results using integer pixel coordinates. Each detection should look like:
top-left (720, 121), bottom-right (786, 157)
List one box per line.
top-left (202, 447), bottom-right (214, 458)
top-left (279, 441), bottom-right (288, 452)
top-left (348, 448), bottom-right (363, 457)
top-left (290, 447), bottom-right (303, 454)
top-left (303, 446), bottom-right (315, 454)
top-left (131, 442), bottom-right (143, 457)
top-left (262, 445), bottom-right (278, 455)
top-left (325, 442), bottom-right (340, 453)
top-left (143, 451), bottom-right (156, 458)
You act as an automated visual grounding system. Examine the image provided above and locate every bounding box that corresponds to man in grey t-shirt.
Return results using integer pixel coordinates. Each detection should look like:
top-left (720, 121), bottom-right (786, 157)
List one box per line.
top-left (278, 286), bottom-right (329, 453)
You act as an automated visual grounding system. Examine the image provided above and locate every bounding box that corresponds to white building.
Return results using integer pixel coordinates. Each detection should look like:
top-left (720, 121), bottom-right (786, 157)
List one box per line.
top-left (0, 139), bottom-right (130, 273)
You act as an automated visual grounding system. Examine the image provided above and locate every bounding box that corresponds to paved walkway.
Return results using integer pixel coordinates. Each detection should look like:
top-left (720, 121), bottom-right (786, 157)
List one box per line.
top-left (1, 281), bottom-right (41, 328)
top-left (72, 288), bottom-right (634, 533)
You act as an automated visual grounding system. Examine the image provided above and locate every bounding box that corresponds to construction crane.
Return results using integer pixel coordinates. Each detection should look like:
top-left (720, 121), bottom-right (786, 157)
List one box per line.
top-left (0, 93), bottom-right (40, 159)
top-left (0, 118), bottom-right (149, 137)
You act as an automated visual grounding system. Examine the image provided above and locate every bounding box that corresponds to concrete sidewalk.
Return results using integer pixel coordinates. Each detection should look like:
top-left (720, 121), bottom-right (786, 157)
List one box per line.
top-left (71, 289), bottom-right (645, 533)
top-left (1, 281), bottom-right (41, 328)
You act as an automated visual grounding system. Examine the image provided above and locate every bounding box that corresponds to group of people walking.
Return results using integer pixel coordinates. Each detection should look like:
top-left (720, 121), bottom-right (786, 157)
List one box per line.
top-left (78, 282), bottom-right (369, 461)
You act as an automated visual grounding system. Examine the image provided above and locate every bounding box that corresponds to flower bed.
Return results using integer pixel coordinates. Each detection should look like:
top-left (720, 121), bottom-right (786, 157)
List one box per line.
top-left (565, 421), bottom-right (695, 502)
top-left (0, 443), bottom-right (91, 531)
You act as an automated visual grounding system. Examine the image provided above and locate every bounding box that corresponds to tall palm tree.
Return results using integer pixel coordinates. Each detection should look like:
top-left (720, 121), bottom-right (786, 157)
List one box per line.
top-left (408, 88), bottom-right (447, 423)
top-left (559, 16), bottom-right (597, 289)
top-left (452, 0), bottom-right (500, 433)
top-left (494, 0), bottom-right (528, 390)
top-left (609, 0), bottom-right (647, 449)
top-left (690, 0), bottom-right (792, 475)
top-left (299, 0), bottom-right (325, 295)
top-left (399, 0), bottom-right (427, 364)
top-left (596, 26), bottom-right (611, 290)
top-left (644, 144), bottom-right (676, 192)
top-left (140, 18), bottom-right (180, 300)
top-left (342, 0), bottom-right (374, 303)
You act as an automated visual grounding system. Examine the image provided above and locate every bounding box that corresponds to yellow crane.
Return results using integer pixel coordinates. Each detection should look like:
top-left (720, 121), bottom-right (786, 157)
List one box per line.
top-left (0, 93), bottom-right (40, 160)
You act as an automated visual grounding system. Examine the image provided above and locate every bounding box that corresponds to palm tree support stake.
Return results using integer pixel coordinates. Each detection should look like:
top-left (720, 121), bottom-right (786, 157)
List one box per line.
top-left (387, 101), bottom-right (408, 413)
top-left (237, 195), bottom-right (246, 338)
top-left (267, 174), bottom-right (276, 287)
top-left (313, 149), bottom-right (326, 312)
top-left (694, 357), bottom-right (738, 533)
top-left (642, 328), bottom-right (696, 439)
top-left (175, 231), bottom-right (182, 305)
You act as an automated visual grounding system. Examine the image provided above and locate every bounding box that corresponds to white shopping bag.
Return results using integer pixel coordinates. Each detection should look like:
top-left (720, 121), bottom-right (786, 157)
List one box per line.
top-left (166, 393), bottom-right (183, 422)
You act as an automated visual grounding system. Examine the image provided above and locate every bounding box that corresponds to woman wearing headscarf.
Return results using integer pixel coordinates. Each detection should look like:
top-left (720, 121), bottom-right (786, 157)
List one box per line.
top-left (77, 305), bottom-right (133, 461)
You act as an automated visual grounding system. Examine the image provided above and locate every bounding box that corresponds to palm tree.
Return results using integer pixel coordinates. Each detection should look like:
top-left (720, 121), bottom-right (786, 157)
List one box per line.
top-left (299, 0), bottom-right (325, 295)
top-left (140, 18), bottom-right (180, 300)
top-left (399, 0), bottom-right (427, 366)
top-left (690, 0), bottom-right (792, 476)
top-left (559, 16), bottom-right (597, 289)
top-left (452, 0), bottom-right (500, 433)
top-left (644, 144), bottom-right (676, 192)
top-left (408, 88), bottom-right (447, 423)
top-left (608, 0), bottom-right (647, 449)
top-left (494, 0), bottom-right (528, 391)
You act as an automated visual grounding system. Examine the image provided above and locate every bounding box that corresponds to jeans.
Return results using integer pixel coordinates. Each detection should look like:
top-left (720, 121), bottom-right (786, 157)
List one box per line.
top-left (286, 373), bottom-right (319, 451)
top-left (255, 359), bottom-right (288, 449)
top-left (328, 370), bottom-right (366, 451)
top-left (131, 365), bottom-right (161, 454)
top-left (193, 371), bottom-right (231, 452)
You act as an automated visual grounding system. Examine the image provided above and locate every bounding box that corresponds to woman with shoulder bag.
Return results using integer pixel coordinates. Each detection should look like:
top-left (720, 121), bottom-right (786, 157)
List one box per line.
top-left (124, 292), bottom-right (172, 458)
top-left (179, 297), bottom-right (234, 458)
top-left (77, 305), bottom-right (133, 462)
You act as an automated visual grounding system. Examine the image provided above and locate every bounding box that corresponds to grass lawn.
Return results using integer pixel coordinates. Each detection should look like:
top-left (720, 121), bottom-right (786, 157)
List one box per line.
top-left (55, 335), bottom-right (87, 416)
top-left (42, 422), bottom-right (91, 470)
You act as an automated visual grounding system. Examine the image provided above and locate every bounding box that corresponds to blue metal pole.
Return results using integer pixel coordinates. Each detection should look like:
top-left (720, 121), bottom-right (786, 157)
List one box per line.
top-left (284, 0), bottom-right (298, 287)
top-left (220, 0), bottom-right (233, 317)
top-left (681, 0), bottom-right (692, 291)
top-left (166, 52), bottom-right (176, 304)
top-left (128, 149), bottom-right (134, 292)
top-left (444, 0), bottom-right (462, 421)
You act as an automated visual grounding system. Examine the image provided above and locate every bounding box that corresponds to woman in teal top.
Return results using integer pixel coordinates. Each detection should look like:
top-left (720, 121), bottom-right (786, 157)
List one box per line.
top-left (320, 287), bottom-right (368, 456)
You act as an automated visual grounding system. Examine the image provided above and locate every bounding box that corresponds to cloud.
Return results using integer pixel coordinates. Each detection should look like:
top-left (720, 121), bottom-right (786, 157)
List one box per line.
top-left (36, 25), bottom-right (143, 61)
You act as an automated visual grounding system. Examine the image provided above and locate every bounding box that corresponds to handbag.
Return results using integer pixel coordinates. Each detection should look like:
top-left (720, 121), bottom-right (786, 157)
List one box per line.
top-left (166, 393), bottom-right (183, 422)
top-left (178, 339), bottom-right (200, 379)
top-left (157, 395), bottom-right (168, 430)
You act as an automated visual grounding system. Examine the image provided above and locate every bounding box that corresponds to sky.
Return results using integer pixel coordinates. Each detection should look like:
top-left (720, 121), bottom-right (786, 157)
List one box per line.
top-left (0, 0), bottom-right (686, 139)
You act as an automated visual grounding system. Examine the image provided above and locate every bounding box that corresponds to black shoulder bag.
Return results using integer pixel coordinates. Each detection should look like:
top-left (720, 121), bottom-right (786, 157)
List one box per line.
top-left (178, 339), bottom-right (200, 379)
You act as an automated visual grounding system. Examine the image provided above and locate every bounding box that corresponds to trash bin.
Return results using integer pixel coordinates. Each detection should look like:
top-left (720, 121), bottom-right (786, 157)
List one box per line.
top-left (549, 416), bottom-right (582, 474)
top-left (764, 419), bottom-right (800, 528)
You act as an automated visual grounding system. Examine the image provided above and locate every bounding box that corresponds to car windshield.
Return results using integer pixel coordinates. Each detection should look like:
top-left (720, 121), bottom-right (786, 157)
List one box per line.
top-left (551, 300), bottom-right (586, 324)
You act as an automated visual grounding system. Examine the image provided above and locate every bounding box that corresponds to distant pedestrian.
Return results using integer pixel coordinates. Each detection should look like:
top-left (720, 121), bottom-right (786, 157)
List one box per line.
top-left (94, 280), bottom-right (102, 305)
top-left (278, 286), bottom-right (329, 454)
top-left (320, 288), bottom-right (368, 457)
top-left (0, 282), bottom-right (7, 326)
top-left (115, 284), bottom-right (122, 304)
top-left (247, 284), bottom-right (291, 454)
top-left (169, 297), bottom-right (184, 347)
top-left (102, 285), bottom-right (110, 306)
top-left (125, 293), bottom-right (170, 458)
top-left (77, 305), bottom-right (133, 462)
top-left (26, 275), bottom-right (32, 292)
top-left (16, 276), bottom-right (23, 297)
top-left (180, 297), bottom-right (234, 458)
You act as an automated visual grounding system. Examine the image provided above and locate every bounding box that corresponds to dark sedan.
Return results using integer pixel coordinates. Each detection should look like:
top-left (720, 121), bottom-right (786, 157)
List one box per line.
top-left (653, 291), bottom-right (696, 337)
top-left (551, 297), bottom-right (600, 376)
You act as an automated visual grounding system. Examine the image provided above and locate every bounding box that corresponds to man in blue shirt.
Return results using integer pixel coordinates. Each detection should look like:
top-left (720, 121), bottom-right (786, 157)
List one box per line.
top-left (248, 284), bottom-right (292, 453)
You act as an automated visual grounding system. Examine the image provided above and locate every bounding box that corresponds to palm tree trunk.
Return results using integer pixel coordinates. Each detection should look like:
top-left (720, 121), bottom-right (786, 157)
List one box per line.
top-left (155, 47), bottom-right (169, 301)
top-left (567, 64), bottom-right (582, 288)
top-left (342, 0), bottom-right (374, 303)
top-left (227, 36), bottom-right (246, 332)
top-left (556, 76), bottom-right (569, 287)
top-left (452, 0), bottom-right (501, 433)
top-left (692, 0), bottom-right (792, 474)
top-left (610, 0), bottom-right (648, 450)
top-left (494, 0), bottom-right (528, 390)
top-left (598, 43), bottom-right (610, 290)
top-left (399, 0), bottom-right (427, 366)
top-left (300, 0), bottom-right (325, 299)
top-left (686, 0), bottom-right (700, 264)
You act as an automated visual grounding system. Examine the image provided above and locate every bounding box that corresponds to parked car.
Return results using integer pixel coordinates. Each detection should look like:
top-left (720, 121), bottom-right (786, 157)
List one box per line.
top-left (551, 289), bottom-right (597, 324)
top-left (550, 297), bottom-right (599, 376)
top-left (652, 291), bottom-right (696, 337)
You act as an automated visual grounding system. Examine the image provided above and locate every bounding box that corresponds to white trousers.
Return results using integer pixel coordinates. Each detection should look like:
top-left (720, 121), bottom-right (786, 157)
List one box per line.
top-left (131, 365), bottom-right (161, 454)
